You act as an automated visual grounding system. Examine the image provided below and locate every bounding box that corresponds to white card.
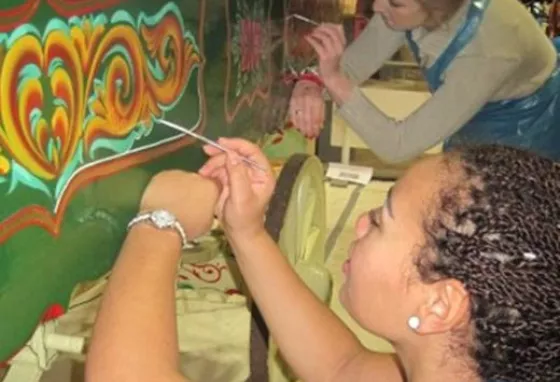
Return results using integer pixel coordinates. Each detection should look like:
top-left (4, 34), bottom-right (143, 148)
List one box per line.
top-left (325, 162), bottom-right (374, 185)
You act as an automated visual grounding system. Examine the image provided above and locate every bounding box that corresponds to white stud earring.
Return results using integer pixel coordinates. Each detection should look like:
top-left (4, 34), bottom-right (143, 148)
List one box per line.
top-left (408, 316), bottom-right (421, 331)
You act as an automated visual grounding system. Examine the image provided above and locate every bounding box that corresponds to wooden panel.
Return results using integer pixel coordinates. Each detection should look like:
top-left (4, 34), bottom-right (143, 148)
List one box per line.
top-left (0, 0), bottom-right (286, 363)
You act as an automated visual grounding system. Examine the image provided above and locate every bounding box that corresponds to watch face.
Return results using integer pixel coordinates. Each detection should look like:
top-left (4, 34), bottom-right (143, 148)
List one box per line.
top-left (151, 209), bottom-right (175, 228)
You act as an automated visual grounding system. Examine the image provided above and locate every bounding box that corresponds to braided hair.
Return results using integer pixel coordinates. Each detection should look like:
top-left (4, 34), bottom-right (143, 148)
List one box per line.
top-left (416, 145), bottom-right (560, 381)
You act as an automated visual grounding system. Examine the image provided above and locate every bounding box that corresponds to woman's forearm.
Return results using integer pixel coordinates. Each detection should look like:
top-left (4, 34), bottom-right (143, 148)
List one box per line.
top-left (323, 71), bottom-right (356, 106)
top-left (321, 15), bottom-right (405, 105)
top-left (334, 57), bottom-right (521, 164)
top-left (338, 14), bottom-right (405, 85)
top-left (86, 225), bottom-right (187, 382)
top-left (227, 229), bottom-right (365, 382)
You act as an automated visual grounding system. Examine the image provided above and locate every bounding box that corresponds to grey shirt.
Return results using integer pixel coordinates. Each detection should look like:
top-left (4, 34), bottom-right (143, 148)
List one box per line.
top-left (336, 0), bottom-right (556, 163)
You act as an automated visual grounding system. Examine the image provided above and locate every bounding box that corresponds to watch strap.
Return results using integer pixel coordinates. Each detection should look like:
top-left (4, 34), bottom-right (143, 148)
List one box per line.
top-left (127, 210), bottom-right (193, 249)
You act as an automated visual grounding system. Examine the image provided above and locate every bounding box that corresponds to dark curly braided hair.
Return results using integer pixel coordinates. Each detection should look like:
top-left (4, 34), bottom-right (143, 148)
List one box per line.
top-left (416, 145), bottom-right (560, 381)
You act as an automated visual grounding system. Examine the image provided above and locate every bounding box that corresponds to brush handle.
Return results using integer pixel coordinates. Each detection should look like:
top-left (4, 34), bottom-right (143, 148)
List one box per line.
top-left (158, 119), bottom-right (267, 172)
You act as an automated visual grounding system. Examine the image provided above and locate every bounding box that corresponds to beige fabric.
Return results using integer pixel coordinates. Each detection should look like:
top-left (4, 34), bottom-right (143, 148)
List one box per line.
top-left (177, 293), bottom-right (251, 382)
top-left (409, 0), bottom-right (555, 99)
top-left (336, 0), bottom-right (557, 163)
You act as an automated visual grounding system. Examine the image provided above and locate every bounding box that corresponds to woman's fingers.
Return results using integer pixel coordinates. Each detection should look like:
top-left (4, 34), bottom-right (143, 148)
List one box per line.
top-left (307, 23), bottom-right (345, 58)
top-left (217, 138), bottom-right (273, 176)
top-left (199, 152), bottom-right (227, 177)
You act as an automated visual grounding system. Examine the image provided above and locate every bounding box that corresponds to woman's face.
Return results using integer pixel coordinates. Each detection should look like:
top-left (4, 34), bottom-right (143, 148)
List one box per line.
top-left (372, 0), bottom-right (430, 30)
top-left (339, 156), bottom-right (446, 342)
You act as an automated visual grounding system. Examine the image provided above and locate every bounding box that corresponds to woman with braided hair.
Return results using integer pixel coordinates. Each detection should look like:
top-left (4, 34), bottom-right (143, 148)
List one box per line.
top-left (86, 139), bottom-right (560, 382)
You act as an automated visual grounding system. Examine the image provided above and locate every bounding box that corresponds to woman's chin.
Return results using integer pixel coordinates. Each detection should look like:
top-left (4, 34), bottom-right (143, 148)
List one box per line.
top-left (381, 16), bottom-right (396, 29)
top-left (386, 23), bottom-right (407, 32)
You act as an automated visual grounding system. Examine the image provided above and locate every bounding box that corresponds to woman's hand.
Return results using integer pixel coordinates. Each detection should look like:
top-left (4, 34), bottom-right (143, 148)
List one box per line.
top-left (140, 171), bottom-right (220, 240)
top-left (289, 23), bottom-right (346, 138)
top-left (289, 79), bottom-right (326, 138)
top-left (198, 138), bottom-right (276, 238)
top-left (305, 23), bottom-right (346, 81)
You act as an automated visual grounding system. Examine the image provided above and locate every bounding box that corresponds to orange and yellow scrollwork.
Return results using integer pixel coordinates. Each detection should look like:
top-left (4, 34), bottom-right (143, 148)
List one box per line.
top-left (0, 2), bottom-right (205, 242)
top-left (0, 3), bottom-right (199, 182)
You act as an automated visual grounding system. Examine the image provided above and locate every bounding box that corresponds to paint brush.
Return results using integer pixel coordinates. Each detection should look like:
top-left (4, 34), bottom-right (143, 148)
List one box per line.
top-left (288, 13), bottom-right (320, 26)
top-left (157, 119), bottom-right (267, 172)
top-left (267, 14), bottom-right (319, 54)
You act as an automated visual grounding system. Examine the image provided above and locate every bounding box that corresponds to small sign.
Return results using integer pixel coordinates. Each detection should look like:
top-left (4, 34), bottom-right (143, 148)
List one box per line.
top-left (325, 162), bottom-right (373, 185)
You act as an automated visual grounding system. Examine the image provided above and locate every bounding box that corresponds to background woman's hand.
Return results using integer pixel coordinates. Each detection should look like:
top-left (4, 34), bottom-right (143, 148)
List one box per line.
top-left (140, 171), bottom-right (220, 240)
top-left (198, 138), bottom-right (276, 238)
top-left (289, 23), bottom-right (345, 138)
top-left (305, 23), bottom-right (346, 81)
top-left (289, 79), bottom-right (325, 138)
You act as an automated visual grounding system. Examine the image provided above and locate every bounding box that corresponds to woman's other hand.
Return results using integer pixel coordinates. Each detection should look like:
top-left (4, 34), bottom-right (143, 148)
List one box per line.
top-left (289, 79), bottom-right (326, 138)
top-left (198, 138), bottom-right (276, 238)
top-left (305, 23), bottom-right (346, 81)
top-left (289, 23), bottom-right (346, 138)
top-left (140, 171), bottom-right (220, 240)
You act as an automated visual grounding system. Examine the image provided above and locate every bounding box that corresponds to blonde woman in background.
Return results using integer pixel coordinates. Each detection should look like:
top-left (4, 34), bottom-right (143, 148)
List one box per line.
top-left (289, 0), bottom-right (560, 162)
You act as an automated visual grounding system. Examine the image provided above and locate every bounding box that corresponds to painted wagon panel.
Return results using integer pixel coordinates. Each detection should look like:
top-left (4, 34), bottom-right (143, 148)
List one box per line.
top-left (0, 0), bottom-right (284, 363)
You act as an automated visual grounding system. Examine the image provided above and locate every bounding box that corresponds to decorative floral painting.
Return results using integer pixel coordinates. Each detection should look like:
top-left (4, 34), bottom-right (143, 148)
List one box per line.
top-left (231, 0), bottom-right (268, 96)
top-left (224, 0), bottom-right (272, 123)
top-left (0, 2), bottom-right (203, 237)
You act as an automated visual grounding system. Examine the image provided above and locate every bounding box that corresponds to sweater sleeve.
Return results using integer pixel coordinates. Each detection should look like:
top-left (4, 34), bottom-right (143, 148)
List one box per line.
top-left (336, 56), bottom-right (521, 163)
top-left (339, 14), bottom-right (405, 85)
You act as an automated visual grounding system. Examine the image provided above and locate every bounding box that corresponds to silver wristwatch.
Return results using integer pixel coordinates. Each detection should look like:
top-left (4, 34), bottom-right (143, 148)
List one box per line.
top-left (127, 209), bottom-right (192, 249)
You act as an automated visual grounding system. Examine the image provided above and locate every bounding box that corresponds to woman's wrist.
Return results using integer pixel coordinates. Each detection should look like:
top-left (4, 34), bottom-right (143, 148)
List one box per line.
top-left (321, 70), bottom-right (346, 88)
top-left (321, 71), bottom-right (353, 105)
top-left (293, 79), bottom-right (323, 96)
top-left (298, 72), bottom-right (324, 88)
top-left (283, 68), bottom-right (324, 88)
top-left (126, 224), bottom-right (183, 260)
top-left (226, 224), bottom-right (269, 248)
top-left (140, 173), bottom-right (220, 241)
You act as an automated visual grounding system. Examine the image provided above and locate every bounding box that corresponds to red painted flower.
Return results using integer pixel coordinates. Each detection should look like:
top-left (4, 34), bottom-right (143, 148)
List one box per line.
top-left (41, 303), bottom-right (65, 323)
top-left (240, 19), bottom-right (262, 72)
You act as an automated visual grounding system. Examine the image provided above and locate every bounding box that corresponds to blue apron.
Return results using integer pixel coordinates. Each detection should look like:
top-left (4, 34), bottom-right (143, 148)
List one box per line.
top-left (405, 0), bottom-right (560, 161)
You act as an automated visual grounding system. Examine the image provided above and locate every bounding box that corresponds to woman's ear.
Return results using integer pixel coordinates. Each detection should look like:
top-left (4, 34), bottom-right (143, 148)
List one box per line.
top-left (415, 279), bottom-right (470, 335)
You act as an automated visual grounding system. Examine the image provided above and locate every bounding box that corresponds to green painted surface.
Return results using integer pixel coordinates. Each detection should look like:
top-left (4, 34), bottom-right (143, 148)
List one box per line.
top-left (0, 0), bottom-right (287, 362)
